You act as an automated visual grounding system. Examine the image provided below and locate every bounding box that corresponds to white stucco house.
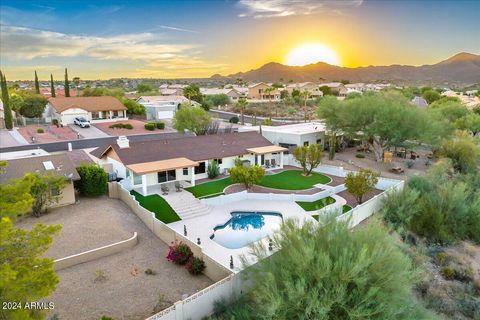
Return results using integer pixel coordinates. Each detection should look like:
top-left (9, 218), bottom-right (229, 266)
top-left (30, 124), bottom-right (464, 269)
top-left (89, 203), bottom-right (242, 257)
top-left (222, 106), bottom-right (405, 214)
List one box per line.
top-left (200, 88), bottom-right (244, 102)
top-left (286, 82), bottom-right (323, 97)
top-left (44, 96), bottom-right (128, 125)
top-left (136, 95), bottom-right (200, 120)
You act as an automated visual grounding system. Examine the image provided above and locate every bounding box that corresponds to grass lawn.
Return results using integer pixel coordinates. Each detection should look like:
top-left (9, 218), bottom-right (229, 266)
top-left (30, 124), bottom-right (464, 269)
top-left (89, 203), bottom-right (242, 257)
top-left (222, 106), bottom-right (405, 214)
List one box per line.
top-left (130, 190), bottom-right (181, 224)
top-left (185, 177), bottom-right (234, 199)
top-left (312, 205), bottom-right (353, 221)
top-left (296, 196), bottom-right (336, 211)
top-left (259, 170), bottom-right (331, 190)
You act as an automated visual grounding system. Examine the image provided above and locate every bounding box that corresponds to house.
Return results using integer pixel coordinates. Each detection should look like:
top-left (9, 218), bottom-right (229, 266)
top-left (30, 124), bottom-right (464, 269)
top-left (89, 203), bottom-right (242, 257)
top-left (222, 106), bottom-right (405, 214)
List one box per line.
top-left (286, 82), bottom-right (323, 97)
top-left (44, 96), bottom-right (128, 125)
top-left (247, 83), bottom-right (281, 101)
top-left (159, 84), bottom-right (187, 96)
top-left (345, 83), bottom-right (366, 92)
top-left (92, 132), bottom-right (287, 195)
top-left (136, 95), bottom-right (200, 120)
top-left (239, 122), bottom-right (326, 153)
top-left (40, 88), bottom-right (76, 98)
top-left (0, 153), bottom-right (81, 208)
top-left (320, 82), bottom-right (348, 97)
top-left (200, 88), bottom-right (244, 102)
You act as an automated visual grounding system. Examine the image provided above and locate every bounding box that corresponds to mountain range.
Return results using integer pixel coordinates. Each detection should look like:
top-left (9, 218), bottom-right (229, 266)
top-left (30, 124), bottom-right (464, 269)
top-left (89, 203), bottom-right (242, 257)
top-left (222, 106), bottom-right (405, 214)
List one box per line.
top-left (212, 52), bottom-right (480, 86)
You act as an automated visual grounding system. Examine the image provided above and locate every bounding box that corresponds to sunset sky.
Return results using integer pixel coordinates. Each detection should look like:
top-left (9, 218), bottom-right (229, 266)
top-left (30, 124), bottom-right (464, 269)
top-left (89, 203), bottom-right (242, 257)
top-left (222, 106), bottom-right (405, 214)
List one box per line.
top-left (1, 0), bottom-right (479, 80)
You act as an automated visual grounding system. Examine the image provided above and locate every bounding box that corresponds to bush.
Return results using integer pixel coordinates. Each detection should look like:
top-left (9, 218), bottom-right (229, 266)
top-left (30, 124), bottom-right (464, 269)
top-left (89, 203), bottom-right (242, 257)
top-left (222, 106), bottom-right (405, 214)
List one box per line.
top-left (441, 266), bottom-right (455, 280)
top-left (36, 128), bottom-right (44, 133)
top-left (207, 160), bottom-right (220, 179)
top-left (123, 123), bottom-right (133, 129)
top-left (355, 153), bottom-right (365, 158)
top-left (186, 256), bottom-right (206, 275)
top-left (52, 119), bottom-right (59, 125)
top-left (229, 116), bottom-right (239, 124)
top-left (145, 268), bottom-right (157, 275)
top-left (166, 241), bottom-right (192, 265)
top-left (75, 164), bottom-right (108, 197)
top-left (155, 122), bottom-right (165, 129)
top-left (109, 123), bottom-right (133, 129)
top-left (406, 160), bottom-right (415, 168)
top-left (262, 118), bottom-right (273, 126)
top-left (144, 123), bottom-right (155, 131)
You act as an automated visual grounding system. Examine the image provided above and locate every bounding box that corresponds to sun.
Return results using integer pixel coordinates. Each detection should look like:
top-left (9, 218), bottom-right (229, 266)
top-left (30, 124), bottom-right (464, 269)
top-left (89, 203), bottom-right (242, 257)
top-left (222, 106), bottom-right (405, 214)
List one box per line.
top-left (285, 43), bottom-right (341, 66)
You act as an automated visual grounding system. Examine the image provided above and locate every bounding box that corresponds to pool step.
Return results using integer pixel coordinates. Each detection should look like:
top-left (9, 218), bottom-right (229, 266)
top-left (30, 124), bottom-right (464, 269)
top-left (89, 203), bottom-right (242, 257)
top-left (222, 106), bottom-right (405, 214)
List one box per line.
top-left (163, 191), bottom-right (212, 220)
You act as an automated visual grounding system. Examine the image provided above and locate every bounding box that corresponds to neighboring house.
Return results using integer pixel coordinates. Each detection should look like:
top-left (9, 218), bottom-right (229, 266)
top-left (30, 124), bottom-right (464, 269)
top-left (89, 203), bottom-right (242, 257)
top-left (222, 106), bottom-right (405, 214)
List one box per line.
top-left (239, 122), bottom-right (326, 153)
top-left (92, 132), bottom-right (287, 195)
top-left (286, 82), bottom-right (323, 97)
top-left (136, 95), bottom-right (199, 120)
top-left (200, 88), bottom-right (244, 102)
top-left (0, 153), bottom-right (81, 209)
top-left (345, 83), bottom-right (366, 92)
top-left (40, 88), bottom-right (76, 98)
top-left (320, 82), bottom-right (348, 97)
top-left (247, 83), bottom-right (281, 101)
top-left (44, 96), bottom-right (128, 125)
top-left (160, 88), bottom-right (183, 96)
top-left (411, 96), bottom-right (429, 108)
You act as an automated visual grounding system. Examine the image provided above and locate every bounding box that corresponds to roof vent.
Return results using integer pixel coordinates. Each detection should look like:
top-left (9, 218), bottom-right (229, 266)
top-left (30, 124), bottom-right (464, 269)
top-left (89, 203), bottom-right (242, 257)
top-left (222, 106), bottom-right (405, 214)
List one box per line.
top-left (117, 136), bottom-right (130, 149)
top-left (43, 161), bottom-right (55, 170)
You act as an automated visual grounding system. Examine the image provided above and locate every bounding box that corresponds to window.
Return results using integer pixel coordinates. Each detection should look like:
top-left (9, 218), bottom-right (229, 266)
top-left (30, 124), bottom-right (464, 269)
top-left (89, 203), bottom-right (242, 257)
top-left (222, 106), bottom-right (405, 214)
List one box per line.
top-left (195, 162), bottom-right (206, 174)
top-left (183, 168), bottom-right (189, 175)
top-left (316, 139), bottom-right (322, 144)
top-left (303, 141), bottom-right (309, 146)
top-left (213, 158), bottom-right (223, 165)
top-left (91, 112), bottom-right (100, 120)
top-left (133, 173), bottom-right (142, 185)
top-left (279, 143), bottom-right (296, 154)
top-left (158, 170), bottom-right (176, 183)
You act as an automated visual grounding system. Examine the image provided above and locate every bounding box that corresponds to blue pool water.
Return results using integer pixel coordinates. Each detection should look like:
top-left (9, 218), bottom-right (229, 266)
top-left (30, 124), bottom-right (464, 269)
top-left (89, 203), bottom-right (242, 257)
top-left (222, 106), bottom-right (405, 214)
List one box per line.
top-left (210, 211), bottom-right (283, 249)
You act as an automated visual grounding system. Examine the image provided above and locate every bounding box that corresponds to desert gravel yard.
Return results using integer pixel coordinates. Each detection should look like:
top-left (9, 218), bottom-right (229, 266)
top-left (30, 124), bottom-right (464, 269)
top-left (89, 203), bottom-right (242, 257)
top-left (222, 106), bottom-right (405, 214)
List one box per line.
top-left (16, 197), bottom-right (213, 320)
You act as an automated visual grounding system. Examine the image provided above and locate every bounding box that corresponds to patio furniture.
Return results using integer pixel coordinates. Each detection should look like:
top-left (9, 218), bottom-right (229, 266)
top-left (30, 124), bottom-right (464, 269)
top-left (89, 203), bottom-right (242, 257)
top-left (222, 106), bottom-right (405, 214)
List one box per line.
top-left (271, 159), bottom-right (277, 167)
top-left (161, 185), bottom-right (169, 195)
top-left (390, 166), bottom-right (404, 174)
top-left (265, 159), bottom-right (271, 168)
top-left (175, 181), bottom-right (183, 192)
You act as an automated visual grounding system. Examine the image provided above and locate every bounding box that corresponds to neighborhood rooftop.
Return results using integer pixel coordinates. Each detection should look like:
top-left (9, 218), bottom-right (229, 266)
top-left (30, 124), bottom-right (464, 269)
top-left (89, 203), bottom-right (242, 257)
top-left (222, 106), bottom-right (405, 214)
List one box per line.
top-left (48, 96), bottom-right (127, 113)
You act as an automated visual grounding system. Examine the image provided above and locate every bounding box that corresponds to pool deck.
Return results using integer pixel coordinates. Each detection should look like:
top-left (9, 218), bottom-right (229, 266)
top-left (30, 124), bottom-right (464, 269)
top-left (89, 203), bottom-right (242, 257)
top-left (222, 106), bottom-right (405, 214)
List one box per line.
top-left (169, 199), bottom-right (313, 272)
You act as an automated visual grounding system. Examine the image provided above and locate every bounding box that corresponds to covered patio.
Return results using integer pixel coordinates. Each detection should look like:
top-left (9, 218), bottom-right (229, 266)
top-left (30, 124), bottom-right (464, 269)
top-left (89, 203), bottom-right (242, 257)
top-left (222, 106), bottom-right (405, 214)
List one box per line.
top-left (127, 157), bottom-right (199, 196)
top-left (246, 145), bottom-right (288, 170)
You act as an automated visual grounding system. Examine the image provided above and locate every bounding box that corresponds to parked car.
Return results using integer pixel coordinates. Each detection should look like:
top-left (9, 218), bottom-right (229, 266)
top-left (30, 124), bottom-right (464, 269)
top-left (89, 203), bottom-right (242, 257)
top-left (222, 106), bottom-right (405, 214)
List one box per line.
top-left (74, 117), bottom-right (90, 128)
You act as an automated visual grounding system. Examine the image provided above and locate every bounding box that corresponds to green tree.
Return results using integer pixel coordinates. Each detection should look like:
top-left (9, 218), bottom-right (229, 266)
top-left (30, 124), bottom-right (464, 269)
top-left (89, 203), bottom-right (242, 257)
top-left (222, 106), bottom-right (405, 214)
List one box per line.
top-left (9, 94), bottom-right (24, 112)
top-left (317, 96), bottom-right (344, 160)
top-left (0, 71), bottom-right (14, 129)
top-left (291, 88), bottom-right (301, 98)
top-left (439, 130), bottom-right (479, 173)
top-left (183, 84), bottom-right (202, 104)
top-left (293, 144), bottom-right (323, 176)
top-left (301, 89), bottom-right (310, 122)
top-left (72, 76), bottom-right (80, 96)
top-left (136, 82), bottom-right (157, 94)
top-left (0, 164), bottom-right (34, 220)
top-left (0, 217), bottom-right (61, 320)
top-left (345, 169), bottom-right (380, 204)
top-left (50, 74), bottom-right (56, 97)
top-left (236, 96), bottom-right (248, 125)
top-left (319, 85), bottom-right (332, 96)
top-left (26, 173), bottom-right (66, 217)
top-left (19, 94), bottom-right (48, 118)
top-left (454, 112), bottom-right (480, 135)
top-left (34, 70), bottom-right (40, 94)
top-left (121, 98), bottom-right (145, 115)
top-left (64, 68), bottom-right (70, 97)
top-left (228, 164), bottom-right (265, 189)
top-left (428, 99), bottom-right (469, 124)
top-left (75, 164), bottom-right (108, 196)
top-left (205, 94), bottom-right (230, 107)
top-left (421, 89), bottom-right (440, 104)
top-left (229, 217), bottom-right (427, 319)
top-left (172, 104), bottom-right (211, 135)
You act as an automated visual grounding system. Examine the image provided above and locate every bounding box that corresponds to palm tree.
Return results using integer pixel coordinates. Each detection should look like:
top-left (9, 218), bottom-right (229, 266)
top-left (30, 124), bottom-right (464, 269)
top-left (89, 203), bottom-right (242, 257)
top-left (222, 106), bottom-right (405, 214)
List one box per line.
top-left (236, 96), bottom-right (248, 125)
top-left (72, 77), bottom-right (80, 96)
top-left (301, 89), bottom-right (310, 122)
top-left (264, 86), bottom-right (275, 119)
top-left (182, 85), bottom-right (198, 105)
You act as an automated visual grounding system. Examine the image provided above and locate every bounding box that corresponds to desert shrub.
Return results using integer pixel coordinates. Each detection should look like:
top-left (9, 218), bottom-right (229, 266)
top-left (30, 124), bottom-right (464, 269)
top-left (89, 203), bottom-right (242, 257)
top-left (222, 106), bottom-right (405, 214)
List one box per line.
top-left (436, 252), bottom-right (449, 266)
top-left (166, 241), bottom-right (192, 265)
top-left (155, 122), bottom-right (165, 129)
top-left (75, 164), bottom-right (108, 197)
top-left (122, 123), bottom-right (133, 129)
top-left (100, 316), bottom-right (114, 320)
top-left (94, 270), bottom-right (107, 282)
top-left (229, 116), bottom-right (239, 124)
top-left (262, 118), bottom-right (273, 125)
top-left (36, 128), bottom-right (44, 133)
top-left (186, 256), bottom-right (206, 275)
top-left (145, 268), bottom-right (157, 275)
top-left (355, 153), bottom-right (365, 158)
top-left (52, 119), bottom-right (58, 125)
top-left (441, 266), bottom-right (455, 280)
top-left (406, 160), bottom-right (415, 168)
top-left (144, 123), bottom-right (155, 131)
top-left (207, 160), bottom-right (220, 179)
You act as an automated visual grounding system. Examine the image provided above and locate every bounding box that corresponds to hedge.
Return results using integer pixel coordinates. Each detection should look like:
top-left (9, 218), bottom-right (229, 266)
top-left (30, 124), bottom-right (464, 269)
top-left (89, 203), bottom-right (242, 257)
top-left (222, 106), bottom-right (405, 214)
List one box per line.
top-left (144, 123), bottom-right (155, 131)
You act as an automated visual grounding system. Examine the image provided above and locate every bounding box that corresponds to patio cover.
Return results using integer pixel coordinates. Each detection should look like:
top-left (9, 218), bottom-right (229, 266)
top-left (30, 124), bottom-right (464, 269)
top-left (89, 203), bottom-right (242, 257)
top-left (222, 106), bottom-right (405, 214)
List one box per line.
top-left (126, 157), bottom-right (199, 175)
top-left (246, 145), bottom-right (288, 155)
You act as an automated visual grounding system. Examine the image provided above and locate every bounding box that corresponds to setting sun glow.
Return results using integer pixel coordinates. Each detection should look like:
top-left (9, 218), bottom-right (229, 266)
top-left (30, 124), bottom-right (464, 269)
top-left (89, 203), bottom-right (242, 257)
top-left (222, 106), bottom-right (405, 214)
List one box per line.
top-left (285, 43), bottom-right (341, 66)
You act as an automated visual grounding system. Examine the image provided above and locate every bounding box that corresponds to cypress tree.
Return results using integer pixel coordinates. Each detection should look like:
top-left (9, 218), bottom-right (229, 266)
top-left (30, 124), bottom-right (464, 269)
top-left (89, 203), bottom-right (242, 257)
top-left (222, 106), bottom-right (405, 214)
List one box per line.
top-left (64, 68), bottom-right (70, 97)
top-left (50, 74), bottom-right (56, 98)
top-left (0, 71), bottom-right (14, 130)
top-left (34, 70), bottom-right (40, 94)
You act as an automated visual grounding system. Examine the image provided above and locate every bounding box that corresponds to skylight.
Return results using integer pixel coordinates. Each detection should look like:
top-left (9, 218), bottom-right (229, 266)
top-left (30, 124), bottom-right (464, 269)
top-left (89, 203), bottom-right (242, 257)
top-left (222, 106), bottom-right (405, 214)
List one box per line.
top-left (43, 161), bottom-right (55, 170)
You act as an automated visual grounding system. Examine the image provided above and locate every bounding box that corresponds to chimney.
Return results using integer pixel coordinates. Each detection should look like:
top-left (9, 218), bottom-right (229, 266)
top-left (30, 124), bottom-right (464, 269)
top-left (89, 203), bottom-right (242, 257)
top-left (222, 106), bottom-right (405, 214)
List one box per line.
top-left (117, 136), bottom-right (129, 149)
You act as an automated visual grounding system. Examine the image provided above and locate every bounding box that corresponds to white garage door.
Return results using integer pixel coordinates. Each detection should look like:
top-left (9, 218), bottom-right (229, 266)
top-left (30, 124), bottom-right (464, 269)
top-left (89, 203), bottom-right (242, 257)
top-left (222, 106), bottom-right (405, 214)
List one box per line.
top-left (157, 111), bottom-right (174, 119)
top-left (61, 112), bottom-right (89, 125)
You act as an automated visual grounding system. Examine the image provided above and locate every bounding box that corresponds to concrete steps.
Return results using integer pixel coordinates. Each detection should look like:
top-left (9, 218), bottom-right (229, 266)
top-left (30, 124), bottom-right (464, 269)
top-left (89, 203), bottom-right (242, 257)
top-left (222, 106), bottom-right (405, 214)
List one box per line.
top-left (163, 191), bottom-right (212, 220)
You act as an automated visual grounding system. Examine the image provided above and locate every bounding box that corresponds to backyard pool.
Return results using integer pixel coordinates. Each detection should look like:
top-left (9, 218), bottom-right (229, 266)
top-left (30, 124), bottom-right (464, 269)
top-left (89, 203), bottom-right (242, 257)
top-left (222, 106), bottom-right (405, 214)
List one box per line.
top-left (210, 211), bottom-right (283, 249)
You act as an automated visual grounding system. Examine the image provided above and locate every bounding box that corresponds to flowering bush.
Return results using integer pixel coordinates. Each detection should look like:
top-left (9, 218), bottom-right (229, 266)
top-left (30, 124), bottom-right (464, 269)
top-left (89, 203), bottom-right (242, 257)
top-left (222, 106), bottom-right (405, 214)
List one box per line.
top-left (166, 241), bottom-right (192, 265)
top-left (186, 256), bottom-right (206, 275)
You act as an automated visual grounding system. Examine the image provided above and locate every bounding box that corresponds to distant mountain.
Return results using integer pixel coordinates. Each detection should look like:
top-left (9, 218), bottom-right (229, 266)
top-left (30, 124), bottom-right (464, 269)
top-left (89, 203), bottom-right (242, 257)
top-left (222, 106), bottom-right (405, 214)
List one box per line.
top-left (215, 52), bottom-right (480, 85)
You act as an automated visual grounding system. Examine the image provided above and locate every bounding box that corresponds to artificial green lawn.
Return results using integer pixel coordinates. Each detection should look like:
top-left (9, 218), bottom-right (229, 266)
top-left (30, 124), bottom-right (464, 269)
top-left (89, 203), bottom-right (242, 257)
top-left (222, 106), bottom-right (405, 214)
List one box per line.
top-left (258, 170), bottom-right (331, 190)
top-left (185, 177), bottom-right (234, 199)
top-left (296, 196), bottom-right (336, 211)
top-left (130, 190), bottom-right (181, 224)
top-left (312, 205), bottom-right (353, 221)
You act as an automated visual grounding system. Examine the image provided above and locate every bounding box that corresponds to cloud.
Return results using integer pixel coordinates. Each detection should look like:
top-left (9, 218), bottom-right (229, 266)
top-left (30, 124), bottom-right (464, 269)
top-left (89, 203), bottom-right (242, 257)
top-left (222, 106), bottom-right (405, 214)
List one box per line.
top-left (237, 0), bottom-right (363, 18)
top-left (157, 25), bottom-right (199, 34)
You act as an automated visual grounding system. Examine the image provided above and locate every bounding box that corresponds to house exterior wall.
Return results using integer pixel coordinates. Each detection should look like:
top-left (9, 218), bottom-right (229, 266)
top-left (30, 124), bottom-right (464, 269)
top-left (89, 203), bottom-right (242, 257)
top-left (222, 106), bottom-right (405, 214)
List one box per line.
top-left (51, 106), bottom-right (127, 125)
top-left (247, 84), bottom-right (281, 101)
top-left (261, 130), bottom-right (325, 149)
top-left (54, 181), bottom-right (76, 207)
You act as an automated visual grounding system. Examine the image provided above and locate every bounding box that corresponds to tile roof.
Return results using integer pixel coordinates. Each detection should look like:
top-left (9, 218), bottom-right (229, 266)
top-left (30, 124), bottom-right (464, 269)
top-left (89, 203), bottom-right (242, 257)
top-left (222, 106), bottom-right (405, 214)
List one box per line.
top-left (93, 131), bottom-right (274, 165)
top-left (48, 96), bottom-right (127, 113)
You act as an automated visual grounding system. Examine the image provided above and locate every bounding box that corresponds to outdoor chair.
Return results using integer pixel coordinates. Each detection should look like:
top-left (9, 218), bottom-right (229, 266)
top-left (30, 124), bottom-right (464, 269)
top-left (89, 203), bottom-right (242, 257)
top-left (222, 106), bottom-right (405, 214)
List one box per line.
top-left (265, 159), bottom-right (271, 168)
top-left (175, 181), bottom-right (183, 192)
top-left (271, 159), bottom-right (277, 167)
top-left (161, 185), bottom-right (169, 195)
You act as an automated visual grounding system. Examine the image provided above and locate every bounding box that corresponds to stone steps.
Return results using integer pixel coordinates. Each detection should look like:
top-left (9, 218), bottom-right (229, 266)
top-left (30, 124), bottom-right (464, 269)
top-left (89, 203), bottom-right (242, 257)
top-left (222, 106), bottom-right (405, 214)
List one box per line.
top-left (163, 191), bottom-right (211, 220)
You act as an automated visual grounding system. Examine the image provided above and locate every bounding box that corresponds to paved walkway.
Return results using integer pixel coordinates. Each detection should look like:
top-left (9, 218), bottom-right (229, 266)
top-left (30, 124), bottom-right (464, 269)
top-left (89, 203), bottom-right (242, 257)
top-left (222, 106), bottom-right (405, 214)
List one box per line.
top-left (68, 124), bottom-right (110, 139)
top-left (225, 183), bottom-right (322, 195)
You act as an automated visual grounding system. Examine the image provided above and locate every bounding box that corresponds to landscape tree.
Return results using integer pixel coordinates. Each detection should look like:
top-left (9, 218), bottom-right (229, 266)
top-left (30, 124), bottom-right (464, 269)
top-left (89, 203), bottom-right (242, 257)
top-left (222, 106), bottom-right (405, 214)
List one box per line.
top-left (228, 163), bottom-right (265, 189)
top-left (72, 76), bottom-right (80, 96)
top-left (50, 74), bottom-right (56, 97)
top-left (136, 82), bottom-right (157, 94)
top-left (345, 169), bottom-right (380, 204)
top-left (319, 85), bottom-right (332, 96)
top-left (205, 93), bottom-right (230, 107)
top-left (26, 173), bottom-right (66, 217)
top-left (34, 70), bottom-right (40, 94)
top-left (182, 84), bottom-right (202, 104)
top-left (0, 162), bottom-right (34, 219)
top-left (172, 104), bottom-right (211, 135)
top-left (301, 89), bottom-right (310, 122)
top-left (0, 71), bottom-right (13, 129)
top-left (428, 99), bottom-right (469, 124)
top-left (121, 98), bottom-right (145, 115)
top-left (75, 164), bottom-right (108, 196)
top-left (421, 89), bottom-right (441, 104)
top-left (19, 94), bottom-right (48, 118)
top-left (454, 112), bottom-right (480, 135)
top-left (317, 96), bottom-right (344, 160)
top-left (439, 130), bottom-right (479, 173)
top-left (236, 96), bottom-right (248, 125)
top-left (293, 144), bottom-right (323, 176)
top-left (9, 94), bottom-right (24, 112)
top-left (223, 217), bottom-right (427, 319)
top-left (64, 68), bottom-right (70, 97)
top-left (291, 88), bottom-right (300, 98)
